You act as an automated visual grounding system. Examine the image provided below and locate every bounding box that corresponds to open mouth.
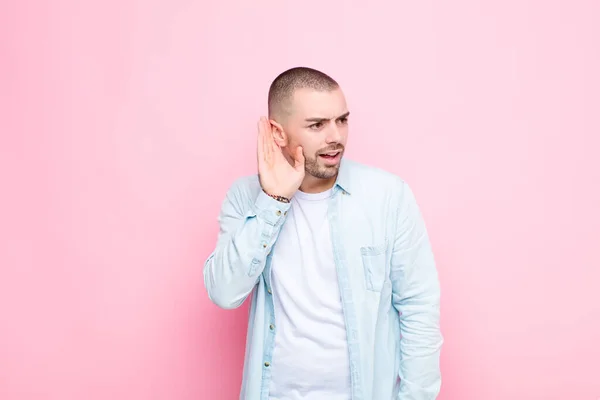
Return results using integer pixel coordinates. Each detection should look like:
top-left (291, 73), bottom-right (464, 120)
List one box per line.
top-left (318, 151), bottom-right (341, 162)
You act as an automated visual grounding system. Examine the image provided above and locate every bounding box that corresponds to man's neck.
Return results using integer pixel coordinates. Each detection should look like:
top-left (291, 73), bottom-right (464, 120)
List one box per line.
top-left (299, 174), bottom-right (337, 194)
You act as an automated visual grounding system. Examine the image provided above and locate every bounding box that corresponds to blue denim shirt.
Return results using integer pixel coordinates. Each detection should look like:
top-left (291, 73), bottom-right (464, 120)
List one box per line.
top-left (203, 158), bottom-right (443, 399)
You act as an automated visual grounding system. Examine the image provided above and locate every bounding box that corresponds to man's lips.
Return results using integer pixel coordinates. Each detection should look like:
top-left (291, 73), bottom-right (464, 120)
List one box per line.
top-left (319, 150), bottom-right (342, 157)
top-left (318, 150), bottom-right (342, 163)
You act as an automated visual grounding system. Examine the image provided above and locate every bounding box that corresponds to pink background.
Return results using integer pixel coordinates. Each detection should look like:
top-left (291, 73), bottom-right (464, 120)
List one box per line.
top-left (1, 1), bottom-right (599, 399)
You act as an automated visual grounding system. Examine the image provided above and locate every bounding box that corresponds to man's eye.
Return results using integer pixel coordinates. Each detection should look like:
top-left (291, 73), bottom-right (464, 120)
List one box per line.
top-left (310, 122), bottom-right (323, 129)
top-left (337, 118), bottom-right (348, 124)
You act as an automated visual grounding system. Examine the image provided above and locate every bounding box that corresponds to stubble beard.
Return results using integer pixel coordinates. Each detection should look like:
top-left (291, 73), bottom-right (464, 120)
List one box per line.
top-left (304, 150), bottom-right (343, 179)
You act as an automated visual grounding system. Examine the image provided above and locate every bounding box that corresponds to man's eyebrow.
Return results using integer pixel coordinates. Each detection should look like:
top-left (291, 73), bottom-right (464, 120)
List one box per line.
top-left (305, 111), bottom-right (350, 123)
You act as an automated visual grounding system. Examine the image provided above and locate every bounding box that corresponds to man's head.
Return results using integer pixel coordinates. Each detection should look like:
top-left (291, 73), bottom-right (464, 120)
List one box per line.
top-left (268, 67), bottom-right (349, 181)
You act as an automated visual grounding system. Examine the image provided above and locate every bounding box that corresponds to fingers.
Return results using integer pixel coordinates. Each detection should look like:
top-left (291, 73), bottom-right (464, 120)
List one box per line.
top-left (258, 117), bottom-right (271, 164)
top-left (264, 119), bottom-right (279, 156)
top-left (269, 123), bottom-right (280, 153)
top-left (257, 119), bottom-right (264, 159)
top-left (257, 119), bottom-right (266, 169)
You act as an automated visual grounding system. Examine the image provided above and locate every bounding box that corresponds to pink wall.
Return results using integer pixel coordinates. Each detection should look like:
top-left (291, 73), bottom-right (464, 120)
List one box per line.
top-left (1, 1), bottom-right (599, 399)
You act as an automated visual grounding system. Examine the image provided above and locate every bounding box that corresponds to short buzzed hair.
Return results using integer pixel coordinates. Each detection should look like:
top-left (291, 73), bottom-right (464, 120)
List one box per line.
top-left (268, 66), bottom-right (339, 120)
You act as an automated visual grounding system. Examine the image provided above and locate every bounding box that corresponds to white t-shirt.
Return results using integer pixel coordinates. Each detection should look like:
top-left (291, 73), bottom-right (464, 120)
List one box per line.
top-left (268, 188), bottom-right (351, 400)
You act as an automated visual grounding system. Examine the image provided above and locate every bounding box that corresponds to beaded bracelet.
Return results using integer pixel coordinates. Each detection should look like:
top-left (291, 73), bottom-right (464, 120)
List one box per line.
top-left (263, 190), bottom-right (290, 203)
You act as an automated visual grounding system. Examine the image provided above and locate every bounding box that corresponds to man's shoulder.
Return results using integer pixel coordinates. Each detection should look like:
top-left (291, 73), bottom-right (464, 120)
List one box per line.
top-left (343, 159), bottom-right (421, 212)
top-left (228, 173), bottom-right (261, 196)
top-left (343, 158), bottom-right (407, 188)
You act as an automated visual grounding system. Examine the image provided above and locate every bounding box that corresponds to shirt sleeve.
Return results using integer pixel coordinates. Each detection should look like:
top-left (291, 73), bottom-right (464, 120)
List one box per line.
top-left (391, 181), bottom-right (443, 399)
top-left (203, 181), bottom-right (291, 309)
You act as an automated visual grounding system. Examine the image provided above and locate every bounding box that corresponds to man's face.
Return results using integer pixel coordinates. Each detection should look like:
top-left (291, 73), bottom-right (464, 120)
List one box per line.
top-left (277, 88), bottom-right (349, 180)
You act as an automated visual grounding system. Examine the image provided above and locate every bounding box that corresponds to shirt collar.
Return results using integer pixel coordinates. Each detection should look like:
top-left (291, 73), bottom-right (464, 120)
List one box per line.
top-left (334, 158), bottom-right (352, 194)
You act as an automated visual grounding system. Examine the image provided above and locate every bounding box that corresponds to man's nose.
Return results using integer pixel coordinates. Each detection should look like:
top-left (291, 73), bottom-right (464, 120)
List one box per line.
top-left (325, 122), bottom-right (341, 143)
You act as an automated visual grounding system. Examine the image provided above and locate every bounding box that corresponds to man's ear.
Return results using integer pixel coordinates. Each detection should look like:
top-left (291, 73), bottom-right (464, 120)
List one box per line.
top-left (269, 119), bottom-right (287, 147)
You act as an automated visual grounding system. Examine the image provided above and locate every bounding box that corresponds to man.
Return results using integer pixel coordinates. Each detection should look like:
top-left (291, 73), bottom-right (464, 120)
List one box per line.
top-left (203, 67), bottom-right (443, 399)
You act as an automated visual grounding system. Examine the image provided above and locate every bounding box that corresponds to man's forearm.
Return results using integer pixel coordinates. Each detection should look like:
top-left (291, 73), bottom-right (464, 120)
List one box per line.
top-left (396, 286), bottom-right (443, 399)
top-left (391, 181), bottom-right (443, 398)
top-left (204, 188), bottom-right (290, 309)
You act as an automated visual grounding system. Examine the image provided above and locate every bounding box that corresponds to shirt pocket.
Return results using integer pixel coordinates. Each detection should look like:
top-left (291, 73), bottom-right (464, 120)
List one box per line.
top-left (360, 241), bottom-right (388, 292)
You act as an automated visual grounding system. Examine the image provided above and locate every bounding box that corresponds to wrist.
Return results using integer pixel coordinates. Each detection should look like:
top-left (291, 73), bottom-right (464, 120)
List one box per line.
top-left (262, 189), bottom-right (291, 203)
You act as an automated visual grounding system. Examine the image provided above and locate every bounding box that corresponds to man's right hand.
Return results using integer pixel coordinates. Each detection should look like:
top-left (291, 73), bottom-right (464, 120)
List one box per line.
top-left (257, 117), bottom-right (305, 200)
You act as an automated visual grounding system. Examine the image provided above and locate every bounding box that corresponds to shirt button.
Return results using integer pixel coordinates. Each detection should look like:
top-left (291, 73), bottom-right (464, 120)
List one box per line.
top-left (284, 211), bottom-right (287, 215)
top-left (264, 361), bottom-right (270, 367)
top-left (269, 324), bottom-right (274, 330)
top-left (267, 288), bottom-right (272, 294)
top-left (262, 243), bottom-right (267, 248)
top-left (276, 210), bottom-right (281, 216)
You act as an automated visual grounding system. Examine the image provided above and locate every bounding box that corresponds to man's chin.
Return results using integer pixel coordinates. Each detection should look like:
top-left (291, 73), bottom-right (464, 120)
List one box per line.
top-left (309, 164), bottom-right (340, 180)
